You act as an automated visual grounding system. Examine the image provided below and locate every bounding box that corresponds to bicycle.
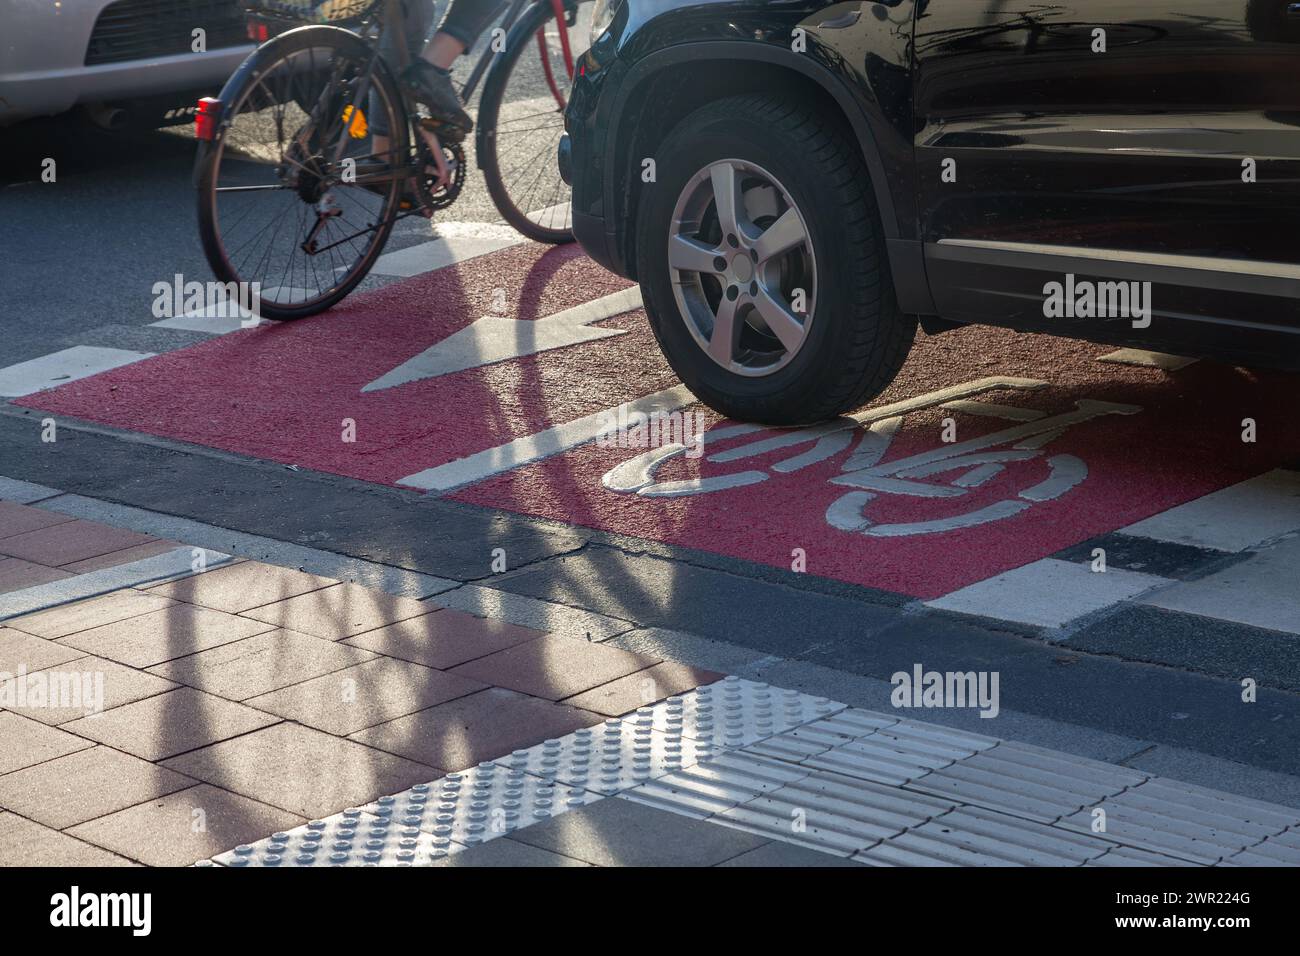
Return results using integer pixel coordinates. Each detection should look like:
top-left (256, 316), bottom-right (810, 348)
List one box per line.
top-left (194, 0), bottom-right (592, 320)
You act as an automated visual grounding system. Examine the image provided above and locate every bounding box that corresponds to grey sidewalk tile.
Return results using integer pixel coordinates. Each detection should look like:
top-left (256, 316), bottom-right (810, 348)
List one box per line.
top-left (0, 747), bottom-right (194, 829)
top-left (509, 797), bottom-right (768, 867)
top-left (61, 687), bottom-right (280, 761)
top-left (161, 723), bottom-right (438, 820)
top-left (428, 837), bottom-right (592, 867)
top-left (4, 589), bottom-right (177, 639)
top-left (245, 657), bottom-right (486, 736)
top-left (66, 784), bottom-right (306, 867)
top-left (29, 494), bottom-right (461, 598)
top-left (0, 548), bottom-right (231, 621)
top-left (718, 841), bottom-right (864, 867)
top-left (0, 812), bottom-right (137, 866)
top-left (1140, 535), bottom-right (1300, 636)
top-left (0, 477), bottom-right (63, 505)
top-left (0, 628), bottom-right (84, 672)
top-left (434, 583), bottom-right (632, 641)
top-left (0, 711), bottom-right (96, 775)
top-left (147, 629), bottom-right (376, 701)
top-left (857, 806), bottom-right (1113, 867)
top-left (605, 627), bottom-right (776, 674)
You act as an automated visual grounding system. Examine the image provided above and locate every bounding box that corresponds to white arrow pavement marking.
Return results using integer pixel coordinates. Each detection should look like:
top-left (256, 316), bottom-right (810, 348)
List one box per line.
top-left (362, 286), bottom-right (644, 393)
top-left (398, 384), bottom-right (697, 493)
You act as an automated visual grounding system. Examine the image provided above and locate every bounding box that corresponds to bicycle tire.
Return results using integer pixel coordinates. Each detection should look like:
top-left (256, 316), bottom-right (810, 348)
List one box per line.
top-left (196, 25), bottom-right (408, 320)
top-left (477, 0), bottom-right (585, 244)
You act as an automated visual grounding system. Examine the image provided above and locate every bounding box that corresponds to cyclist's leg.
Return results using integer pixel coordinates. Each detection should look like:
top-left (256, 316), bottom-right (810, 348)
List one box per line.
top-left (400, 0), bottom-right (504, 130)
top-left (371, 0), bottom-right (436, 158)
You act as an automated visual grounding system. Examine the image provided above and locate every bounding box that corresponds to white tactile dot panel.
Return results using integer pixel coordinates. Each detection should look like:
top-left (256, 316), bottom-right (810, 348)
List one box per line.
top-left (648, 676), bottom-right (846, 748)
top-left (212, 810), bottom-right (463, 867)
top-left (906, 740), bottom-right (1147, 823)
top-left (360, 763), bottom-right (601, 844)
top-left (856, 805), bottom-right (1112, 867)
top-left (620, 750), bottom-right (811, 819)
top-left (500, 711), bottom-right (718, 795)
top-left (1056, 777), bottom-right (1300, 865)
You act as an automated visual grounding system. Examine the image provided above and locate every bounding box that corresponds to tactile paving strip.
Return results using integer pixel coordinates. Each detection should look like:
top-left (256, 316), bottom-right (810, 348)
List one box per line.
top-left (856, 805), bottom-right (1112, 867)
top-left (500, 711), bottom-right (718, 795)
top-left (619, 750), bottom-right (811, 819)
top-left (359, 762), bottom-right (601, 844)
top-left (713, 770), bottom-right (959, 857)
top-left (1056, 777), bottom-right (1300, 865)
top-left (649, 676), bottom-right (846, 748)
top-left (906, 739), bottom-right (1147, 823)
top-left (212, 810), bottom-right (463, 867)
top-left (798, 718), bottom-right (999, 787)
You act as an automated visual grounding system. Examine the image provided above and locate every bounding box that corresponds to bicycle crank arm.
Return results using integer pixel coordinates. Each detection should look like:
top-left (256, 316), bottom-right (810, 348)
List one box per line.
top-left (415, 122), bottom-right (453, 191)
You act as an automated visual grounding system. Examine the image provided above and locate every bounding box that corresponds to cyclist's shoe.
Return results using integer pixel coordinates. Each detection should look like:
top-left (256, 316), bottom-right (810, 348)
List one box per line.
top-left (402, 60), bottom-right (473, 141)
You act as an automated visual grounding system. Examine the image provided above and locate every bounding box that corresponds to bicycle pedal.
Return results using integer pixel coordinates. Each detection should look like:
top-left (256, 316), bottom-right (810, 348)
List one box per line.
top-left (418, 116), bottom-right (468, 143)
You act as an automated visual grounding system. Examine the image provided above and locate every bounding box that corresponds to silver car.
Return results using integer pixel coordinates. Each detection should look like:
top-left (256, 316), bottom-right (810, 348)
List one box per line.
top-left (0, 0), bottom-right (254, 128)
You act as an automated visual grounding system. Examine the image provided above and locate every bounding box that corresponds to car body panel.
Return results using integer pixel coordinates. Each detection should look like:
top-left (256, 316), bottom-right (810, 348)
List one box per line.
top-left (0, 0), bottom-right (252, 126)
top-left (569, 0), bottom-right (1300, 370)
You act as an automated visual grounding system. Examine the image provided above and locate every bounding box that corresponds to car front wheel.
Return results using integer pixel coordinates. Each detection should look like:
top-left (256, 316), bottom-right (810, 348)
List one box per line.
top-left (635, 93), bottom-right (915, 425)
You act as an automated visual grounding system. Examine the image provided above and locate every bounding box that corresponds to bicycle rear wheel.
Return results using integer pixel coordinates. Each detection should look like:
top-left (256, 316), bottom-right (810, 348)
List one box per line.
top-left (196, 25), bottom-right (408, 319)
top-left (478, 0), bottom-right (593, 244)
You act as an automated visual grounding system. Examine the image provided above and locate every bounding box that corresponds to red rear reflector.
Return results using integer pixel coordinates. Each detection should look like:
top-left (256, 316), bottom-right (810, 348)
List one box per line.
top-left (195, 97), bottom-right (222, 141)
top-left (246, 21), bottom-right (269, 42)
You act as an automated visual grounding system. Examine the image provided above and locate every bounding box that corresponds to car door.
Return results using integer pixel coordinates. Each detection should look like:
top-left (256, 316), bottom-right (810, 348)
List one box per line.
top-left (912, 0), bottom-right (1300, 361)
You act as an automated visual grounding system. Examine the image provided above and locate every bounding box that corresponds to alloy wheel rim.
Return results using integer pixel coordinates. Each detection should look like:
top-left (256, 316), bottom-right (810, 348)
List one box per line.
top-left (667, 158), bottom-right (817, 377)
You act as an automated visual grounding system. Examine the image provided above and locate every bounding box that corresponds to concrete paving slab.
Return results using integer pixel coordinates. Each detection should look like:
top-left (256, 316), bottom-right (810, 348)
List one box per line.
top-left (61, 687), bottom-right (281, 761)
top-left (0, 812), bottom-right (137, 866)
top-left (13, 655), bottom-right (178, 726)
top-left (66, 784), bottom-right (305, 868)
top-left (0, 711), bottom-right (95, 775)
top-left (150, 561), bottom-right (339, 614)
top-left (161, 723), bottom-right (439, 819)
top-left (350, 687), bottom-right (603, 773)
top-left (561, 661), bottom-right (724, 716)
top-left (147, 629), bottom-right (375, 701)
top-left (57, 604), bottom-right (277, 668)
top-left (0, 746), bottom-right (193, 829)
top-left (0, 558), bottom-right (72, 593)
top-left (239, 583), bottom-right (432, 640)
top-left (428, 837), bottom-right (592, 867)
top-left (342, 608), bottom-right (543, 669)
top-left (450, 633), bottom-right (659, 701)
top-left (245, 657), bottom-right (486, 736)
top-left (4, 589), bottom-right (177, 639)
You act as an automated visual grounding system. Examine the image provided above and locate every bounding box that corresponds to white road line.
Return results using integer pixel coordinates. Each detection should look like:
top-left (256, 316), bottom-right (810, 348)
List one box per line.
top-left (372, 233), bottom-right (523, 277)
top-left (925, 557), bottom-right (1171, 629)
top-left (1098, 348), bottom-right (1198, 370)
top-left (398, 384), bottom-right (697, 493)
top-left (1120, 468), bottom-right (1300, 552)
top-left (364, 286), bottom-right (642, 392)
top-left (0, 346), bottom-right (155, 398)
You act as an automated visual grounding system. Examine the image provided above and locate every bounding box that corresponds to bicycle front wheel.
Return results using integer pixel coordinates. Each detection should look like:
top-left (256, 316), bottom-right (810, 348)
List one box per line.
top-left (478, 0), bottom-right (594, 244)
top-left (196, 25), bottom-right (408, 319)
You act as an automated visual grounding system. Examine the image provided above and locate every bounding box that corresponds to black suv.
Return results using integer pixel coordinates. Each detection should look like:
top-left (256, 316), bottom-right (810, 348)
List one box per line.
top-left (560, 0), bottom-right (1300, 425)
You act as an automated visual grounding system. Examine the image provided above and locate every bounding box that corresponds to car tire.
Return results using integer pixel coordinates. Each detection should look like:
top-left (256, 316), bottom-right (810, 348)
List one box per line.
top-left (635, 93), bottom-right (915, 426)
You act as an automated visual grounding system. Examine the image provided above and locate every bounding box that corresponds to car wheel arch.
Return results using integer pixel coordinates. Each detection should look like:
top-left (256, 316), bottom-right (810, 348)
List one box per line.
top-left (604, 40), bottom-right (934, 314)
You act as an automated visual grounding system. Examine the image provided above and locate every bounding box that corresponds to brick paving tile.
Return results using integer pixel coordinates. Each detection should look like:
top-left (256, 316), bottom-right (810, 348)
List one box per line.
top-left (6, 590), bottom-right (176, 640)
top-left (0, 812), bottom-right (136, 866)
top-left (343, 608), bottom-right (542, 669)
top-left (0, 711), bottom-right (95, 775)
top-left (0, 502), bottom-right (75, 540)
top-left (560, 661), bottom-right (724, 717)
top-left (0, 628), bottom-right (84, 673)
top-left (450, 633), bottom-right (660, 701)
top-left (0, 558), bottom-right (73, 595)
top-left (11, 655), bottom-right (178, 726)
top-left (0, 520), bottom-right (158, 567)
top-left (149, 561), bottom-right (339, 614)
top-left (58, 604), bottom-right (276, 668)
top-left (240, 583), bottom-right (432, 640)
top-left (61, 540), bottom-right (183, 574)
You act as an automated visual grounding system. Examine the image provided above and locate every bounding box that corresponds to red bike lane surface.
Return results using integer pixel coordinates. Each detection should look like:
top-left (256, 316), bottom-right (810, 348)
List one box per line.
top-left (18, 242), bottom-right (1300, 599)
